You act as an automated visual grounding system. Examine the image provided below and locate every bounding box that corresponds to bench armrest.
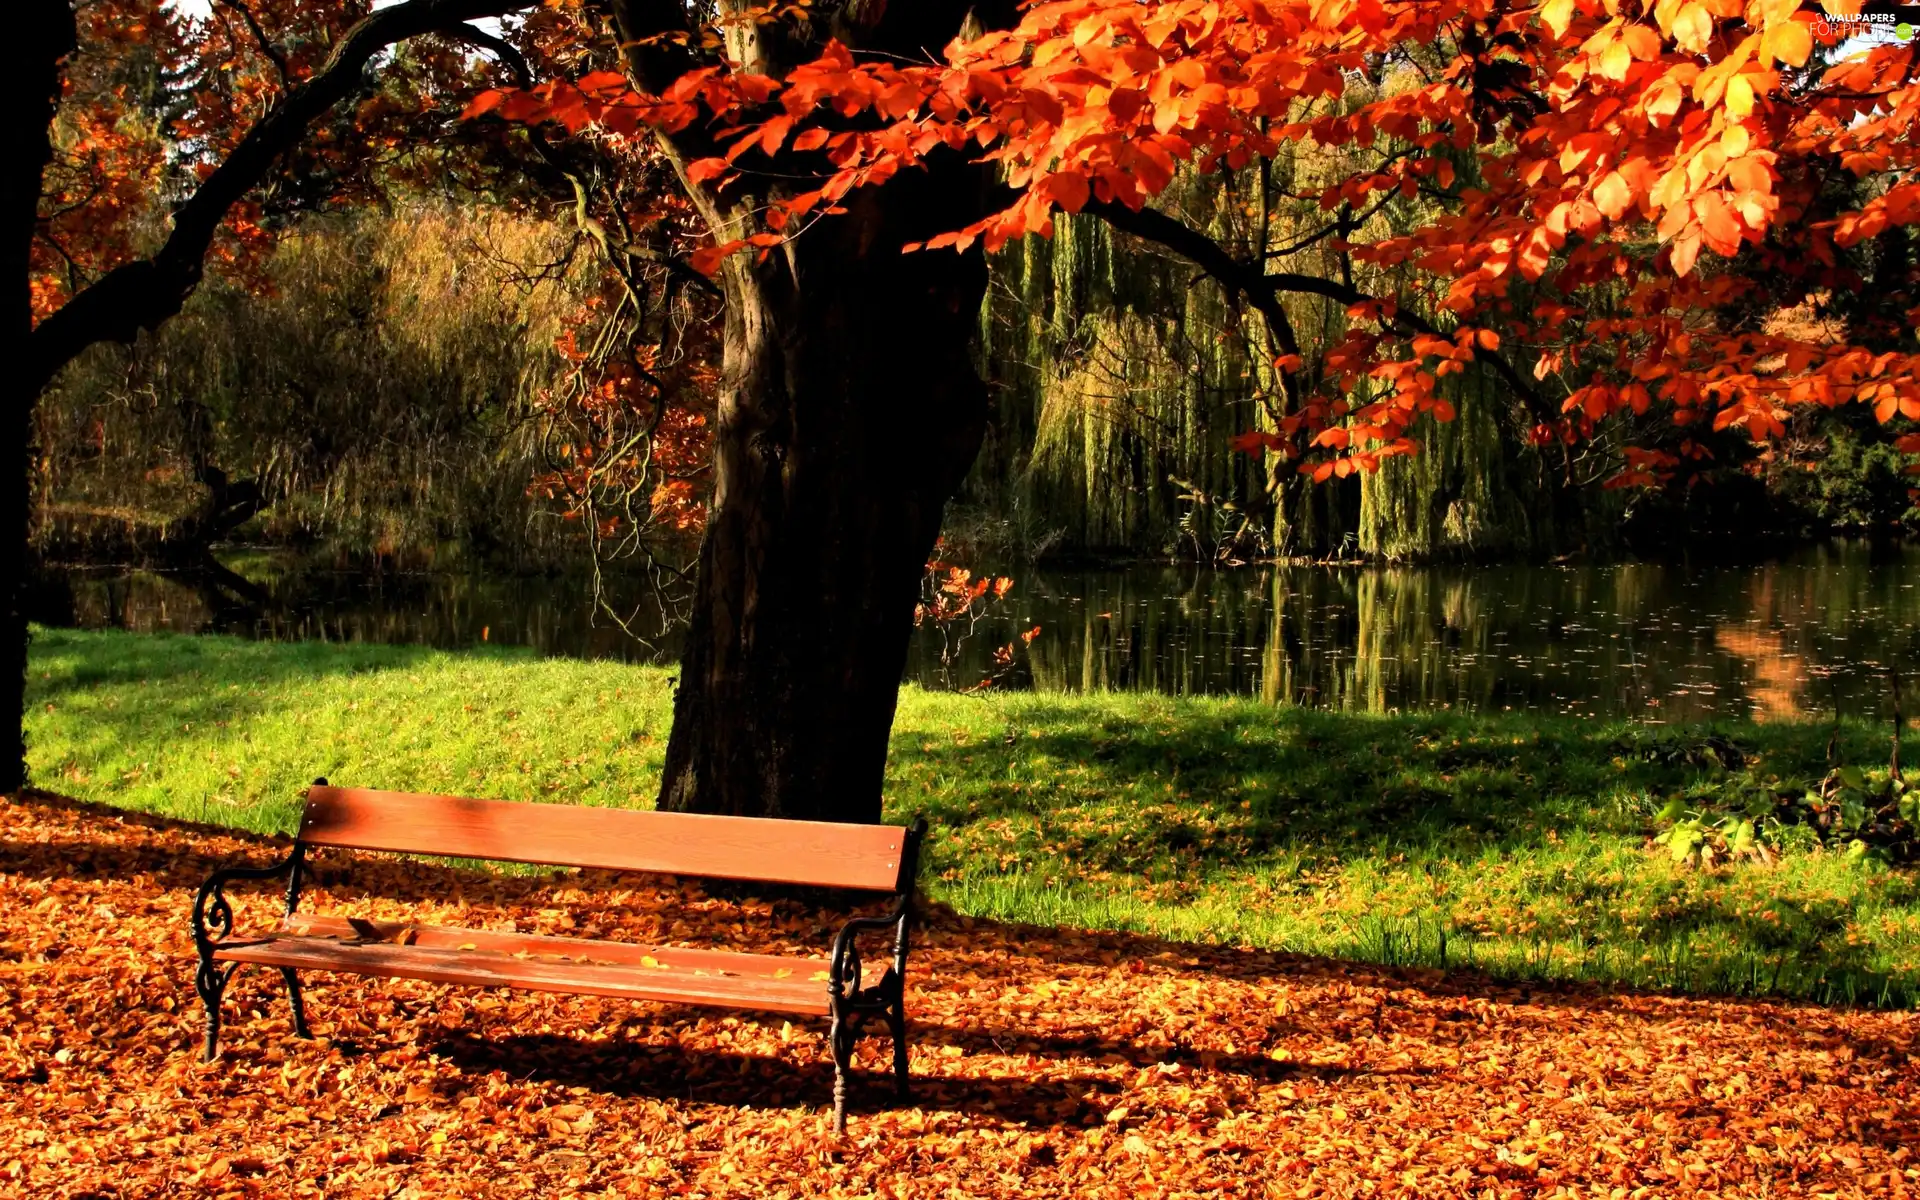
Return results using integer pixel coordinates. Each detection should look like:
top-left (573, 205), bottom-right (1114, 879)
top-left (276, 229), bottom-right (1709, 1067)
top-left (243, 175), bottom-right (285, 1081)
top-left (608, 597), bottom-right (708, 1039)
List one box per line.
top-left (830, 816), bottom-right (924, 1005)
top-left (830, 912), bottom-right (903, 996)
top-left (191, 844), bottom-right (306, 958)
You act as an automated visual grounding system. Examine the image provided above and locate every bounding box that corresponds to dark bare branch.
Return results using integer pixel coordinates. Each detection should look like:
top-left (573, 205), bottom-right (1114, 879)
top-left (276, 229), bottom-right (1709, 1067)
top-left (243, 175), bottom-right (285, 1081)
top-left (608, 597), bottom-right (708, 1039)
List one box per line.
top-left (26, 0), bottom-right (537, 394)
top-left (213, 0), bottom-right (292, 89)
top-left (1088, 198), bottom-right (1303, 359)
top-left (438, 20), bottom-right (531, 86)
top-left (1087, 198), bottom-right (1547, 415)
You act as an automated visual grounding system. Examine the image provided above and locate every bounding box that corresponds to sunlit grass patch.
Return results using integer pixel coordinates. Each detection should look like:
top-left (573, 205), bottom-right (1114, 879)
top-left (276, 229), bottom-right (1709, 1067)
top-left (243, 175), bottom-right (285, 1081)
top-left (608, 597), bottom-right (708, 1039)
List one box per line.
top-left (24, 627), bottom-right (671, 834)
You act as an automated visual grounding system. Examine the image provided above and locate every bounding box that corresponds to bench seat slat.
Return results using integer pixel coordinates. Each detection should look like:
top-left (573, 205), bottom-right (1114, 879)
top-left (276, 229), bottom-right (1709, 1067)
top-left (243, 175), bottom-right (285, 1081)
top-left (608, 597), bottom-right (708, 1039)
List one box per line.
top-left (213, 934), bottom-right (834, 1015)
top-left (283, 914), bottom-right (828, 981)
top-left (298, 786), bottom-right (908, 891)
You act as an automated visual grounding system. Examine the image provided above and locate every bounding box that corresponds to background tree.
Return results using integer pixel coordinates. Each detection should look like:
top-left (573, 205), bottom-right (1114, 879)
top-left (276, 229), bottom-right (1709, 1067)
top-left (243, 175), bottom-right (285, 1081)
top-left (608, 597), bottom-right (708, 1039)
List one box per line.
top-left (3, 0), bottom-right (539, 794)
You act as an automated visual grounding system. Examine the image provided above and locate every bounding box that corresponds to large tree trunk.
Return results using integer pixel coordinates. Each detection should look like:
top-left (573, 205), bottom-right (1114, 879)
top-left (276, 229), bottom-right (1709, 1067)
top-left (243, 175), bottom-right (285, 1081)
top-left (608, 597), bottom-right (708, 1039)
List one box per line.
top-left (0, 2), bottom-right (77, 793)
top-left (658, 168), bottom-right (992, 821)
top-left (607, 0), bottom-right (1015, 822)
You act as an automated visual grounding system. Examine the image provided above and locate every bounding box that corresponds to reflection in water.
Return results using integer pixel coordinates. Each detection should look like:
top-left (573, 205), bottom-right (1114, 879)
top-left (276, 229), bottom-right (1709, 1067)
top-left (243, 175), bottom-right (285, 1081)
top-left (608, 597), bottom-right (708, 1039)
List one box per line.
top-left (987, 545), bottom-right (1918, 722)
top-left (29, 541), bottom-right (1920, 722)
top-left (1711, 626), bottom-right (1810, 723)
top-left (27, 557), bottom-right (679, 666)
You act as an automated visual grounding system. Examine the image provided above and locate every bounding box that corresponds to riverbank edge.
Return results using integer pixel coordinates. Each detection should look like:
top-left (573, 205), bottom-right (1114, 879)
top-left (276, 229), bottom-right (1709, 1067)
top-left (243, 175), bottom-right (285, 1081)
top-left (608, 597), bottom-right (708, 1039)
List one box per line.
top-left (33, 527), bottom-right (1919, 577)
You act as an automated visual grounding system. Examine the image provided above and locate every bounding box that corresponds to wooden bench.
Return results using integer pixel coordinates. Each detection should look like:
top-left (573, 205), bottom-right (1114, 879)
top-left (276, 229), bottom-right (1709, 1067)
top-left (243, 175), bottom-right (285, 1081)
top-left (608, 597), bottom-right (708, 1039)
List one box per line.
top-left (190, 781), bottom-right (926, 1132)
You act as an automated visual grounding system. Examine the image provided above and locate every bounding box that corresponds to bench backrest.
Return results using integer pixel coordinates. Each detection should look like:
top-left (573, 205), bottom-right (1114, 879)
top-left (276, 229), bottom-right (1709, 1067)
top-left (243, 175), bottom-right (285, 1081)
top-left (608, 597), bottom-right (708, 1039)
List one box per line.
top-left (296, 785), bottom-right (914, 892)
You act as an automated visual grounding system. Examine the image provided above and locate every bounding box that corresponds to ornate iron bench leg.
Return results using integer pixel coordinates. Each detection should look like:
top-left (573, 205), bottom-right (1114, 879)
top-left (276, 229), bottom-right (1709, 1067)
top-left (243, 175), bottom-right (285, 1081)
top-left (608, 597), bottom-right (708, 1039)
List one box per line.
top-left (829, 1008), bottom-right (858, 1136)
top-left (281, 968), bottom-right (311, 1038)
top-left (191, 839), bottom-right (302, 1061)
top-left (889, 904), bottom-right (912, 1101)
top-left (281, 842), bottom-right (310, 1038)
top-left (825, 833), bottom-right (922, 1131)
top-left (887, 1000), bottom-right (910, 1101)
top-left (196, 959), bottom-right (235, 1062)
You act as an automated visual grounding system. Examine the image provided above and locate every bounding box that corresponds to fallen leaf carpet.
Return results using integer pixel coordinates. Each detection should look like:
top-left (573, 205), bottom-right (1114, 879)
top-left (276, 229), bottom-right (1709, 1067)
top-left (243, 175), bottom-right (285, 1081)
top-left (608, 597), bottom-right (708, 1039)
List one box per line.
top-left (2, 793), bottom-right (1915, 1198)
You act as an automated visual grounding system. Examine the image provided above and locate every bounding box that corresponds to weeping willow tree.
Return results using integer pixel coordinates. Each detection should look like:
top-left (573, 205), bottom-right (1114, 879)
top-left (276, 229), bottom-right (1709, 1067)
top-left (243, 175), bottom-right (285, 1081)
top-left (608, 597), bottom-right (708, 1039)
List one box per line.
top-left (34, 203), bottom-right (593, 567)
top-left (1359, 364), bottom-right (1534, 560)
top-left (967, 57), bottom-right (1605, 564)
top-left (976, 197), bottom-right (1271, 559)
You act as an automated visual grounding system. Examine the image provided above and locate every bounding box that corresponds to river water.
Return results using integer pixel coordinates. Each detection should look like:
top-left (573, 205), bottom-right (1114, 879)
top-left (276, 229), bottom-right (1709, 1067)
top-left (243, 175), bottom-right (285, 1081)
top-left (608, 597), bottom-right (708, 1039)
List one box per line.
top-left (28, 541), bottom-right (1920, 723)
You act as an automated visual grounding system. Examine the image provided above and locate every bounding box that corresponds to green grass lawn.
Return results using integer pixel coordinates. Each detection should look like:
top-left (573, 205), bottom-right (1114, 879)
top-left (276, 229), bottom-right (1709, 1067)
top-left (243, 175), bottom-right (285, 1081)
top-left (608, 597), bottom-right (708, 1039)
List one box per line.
top-left (21, 625), bottom-right (1920, 1007)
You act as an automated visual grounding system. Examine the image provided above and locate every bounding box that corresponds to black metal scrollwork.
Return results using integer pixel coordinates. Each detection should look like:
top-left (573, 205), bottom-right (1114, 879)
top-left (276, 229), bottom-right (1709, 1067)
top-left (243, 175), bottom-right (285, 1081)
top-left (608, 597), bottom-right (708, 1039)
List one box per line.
top-left (825, 816), bottom-right (926, 1134)
top-left (190, 844), bottom-right (305, 1060)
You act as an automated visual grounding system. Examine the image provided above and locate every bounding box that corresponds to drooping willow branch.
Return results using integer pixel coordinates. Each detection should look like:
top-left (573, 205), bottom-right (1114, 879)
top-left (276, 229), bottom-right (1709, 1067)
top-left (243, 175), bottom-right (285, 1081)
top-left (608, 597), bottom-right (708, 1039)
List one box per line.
top-left (1086, 197), bottom-right (1552, 425)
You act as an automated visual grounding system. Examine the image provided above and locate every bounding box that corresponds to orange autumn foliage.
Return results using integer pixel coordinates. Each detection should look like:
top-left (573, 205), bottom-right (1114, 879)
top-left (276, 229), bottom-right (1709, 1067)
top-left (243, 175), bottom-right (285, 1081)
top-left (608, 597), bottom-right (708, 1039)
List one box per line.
top-left (34, 1), bottom-right (391, 318)
top-left (532, 321), bottom-right (717, 541)
top-left (477, 0), bottom-right (1920, 490)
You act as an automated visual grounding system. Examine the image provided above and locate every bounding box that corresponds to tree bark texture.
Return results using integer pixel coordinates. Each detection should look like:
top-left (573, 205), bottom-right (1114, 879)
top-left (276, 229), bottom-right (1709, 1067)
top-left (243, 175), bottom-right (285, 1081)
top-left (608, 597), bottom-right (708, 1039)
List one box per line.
top-left (611, 0), bottom-right (1018, 821)
top-left (1, 1), bottom-right (77, 794)
top-left (658, 170), bottom-right (995, 821)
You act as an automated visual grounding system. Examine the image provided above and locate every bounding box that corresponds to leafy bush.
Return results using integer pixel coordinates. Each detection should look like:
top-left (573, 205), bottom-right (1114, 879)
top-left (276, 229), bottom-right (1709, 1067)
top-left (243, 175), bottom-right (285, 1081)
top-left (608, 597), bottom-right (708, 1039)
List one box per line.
top-left (1653, 762), bottom-right (1920, 868)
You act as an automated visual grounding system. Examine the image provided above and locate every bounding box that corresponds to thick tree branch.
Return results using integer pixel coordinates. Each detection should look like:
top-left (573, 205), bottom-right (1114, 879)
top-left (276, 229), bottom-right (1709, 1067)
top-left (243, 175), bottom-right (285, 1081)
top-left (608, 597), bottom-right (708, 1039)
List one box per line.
top-left (438, 20), bottom-right (531, 85)
top-left (1088, 197), bottom-right (1308, 414)
top-left (25, 0), bottom-right (535, 394)
top-left (1087, 198), bottom-right (1303, 360)
top-left (1086, 198), bottom-right (1548, 417)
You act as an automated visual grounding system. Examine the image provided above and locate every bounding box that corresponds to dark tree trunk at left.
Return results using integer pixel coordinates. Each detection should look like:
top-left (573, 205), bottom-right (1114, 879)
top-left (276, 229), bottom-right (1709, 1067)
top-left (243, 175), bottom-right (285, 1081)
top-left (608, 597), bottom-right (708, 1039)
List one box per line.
top-left (0, 2), bottom-right (76, 793)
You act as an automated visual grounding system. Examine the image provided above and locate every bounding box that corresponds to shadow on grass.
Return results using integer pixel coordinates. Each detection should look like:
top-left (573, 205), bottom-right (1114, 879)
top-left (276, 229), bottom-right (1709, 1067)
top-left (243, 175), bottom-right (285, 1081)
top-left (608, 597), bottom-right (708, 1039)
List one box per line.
top-left (889, 700), bottom-right (1890, 882)
top-left (28, 625), bottom-right (464, 692)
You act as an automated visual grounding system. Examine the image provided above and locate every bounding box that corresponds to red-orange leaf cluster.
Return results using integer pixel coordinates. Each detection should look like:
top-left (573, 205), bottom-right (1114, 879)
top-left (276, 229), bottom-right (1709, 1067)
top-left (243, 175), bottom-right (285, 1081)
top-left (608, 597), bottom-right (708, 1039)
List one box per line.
top-left (465, 0), bottom-right (1920, 488)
